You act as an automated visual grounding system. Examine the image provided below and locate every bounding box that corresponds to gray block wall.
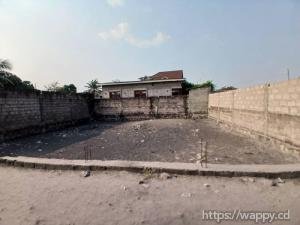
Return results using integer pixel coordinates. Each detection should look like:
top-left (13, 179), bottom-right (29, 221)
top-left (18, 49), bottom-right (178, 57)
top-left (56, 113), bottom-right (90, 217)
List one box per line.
top-left (208, 78), bottom-right (300, 147)
top-left (94, 96), bottom-right (188, 120)
top-left (0, 91), bottom-right (90, 141)
top-left (188, 87), bottom-right (210, 117)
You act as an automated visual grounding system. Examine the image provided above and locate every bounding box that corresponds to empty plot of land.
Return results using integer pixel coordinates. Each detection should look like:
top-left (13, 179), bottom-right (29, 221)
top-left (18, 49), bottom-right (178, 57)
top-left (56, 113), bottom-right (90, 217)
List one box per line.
top-left (0, 119), bottom-right (299, 164)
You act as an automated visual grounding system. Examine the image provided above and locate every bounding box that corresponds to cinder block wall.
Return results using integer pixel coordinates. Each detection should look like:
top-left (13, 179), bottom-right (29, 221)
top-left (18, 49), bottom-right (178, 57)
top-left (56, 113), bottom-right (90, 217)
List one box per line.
top-left (94, 96), bottom-right (187, 120)
top-left (208, 78), bottom-right (300, 147)
top-left (188, 87), bottom-right (210, 117)
top-left (0, 91), bottom-right (90, 141)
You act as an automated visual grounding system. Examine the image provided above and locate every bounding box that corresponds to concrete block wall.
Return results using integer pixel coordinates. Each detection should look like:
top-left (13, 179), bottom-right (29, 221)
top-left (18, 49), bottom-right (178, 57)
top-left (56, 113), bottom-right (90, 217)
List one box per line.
top-left (40, 93), bottom-right (90, 123)
top-left (94, 96), bottom-right (187, 120)
top-left (0, 91), bottom-right (90, 141)
top-left (208, 78), bottom-right (300, 147)
top-left (187, 87), bottom-right (210, 117)
top-left (0, 92), bottom-right (41, 131)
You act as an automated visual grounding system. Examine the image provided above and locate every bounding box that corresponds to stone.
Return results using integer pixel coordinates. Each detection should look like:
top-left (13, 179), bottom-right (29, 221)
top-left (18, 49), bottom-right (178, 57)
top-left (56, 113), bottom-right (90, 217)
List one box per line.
top-left (181, 193), bottom-right (192, 198)
top-left (142, 184), bottom-right (150, 188)
top-left (203, 183), bottom-right (210, 187)
top-left (138, 180), bottom-right (145, 184)
top-left (248, 178), bottom-right (256, 182)
top-left (240, 177), bottom-right (255, 183)
top-left (159, 172), bottom-right (172, 180)
top-left (271, 177), bottom-right (285, 186)
top-left (82, 170), bottom-right (90, 177)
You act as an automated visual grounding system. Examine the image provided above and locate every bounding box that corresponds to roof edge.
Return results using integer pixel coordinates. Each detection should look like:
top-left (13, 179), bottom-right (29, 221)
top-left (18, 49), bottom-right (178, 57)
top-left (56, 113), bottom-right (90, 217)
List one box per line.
top-left (101, 79), bottom-right (185, 86)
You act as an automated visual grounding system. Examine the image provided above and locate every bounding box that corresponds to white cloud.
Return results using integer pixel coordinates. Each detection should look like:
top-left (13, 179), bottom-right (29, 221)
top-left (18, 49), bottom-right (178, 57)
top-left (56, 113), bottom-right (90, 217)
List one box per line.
top-left (98, 22), bottom-right (128, 40)
top-left (106, 0), bottom-right (124, 7)
top-left (98, 22), bottom-right (170, 48)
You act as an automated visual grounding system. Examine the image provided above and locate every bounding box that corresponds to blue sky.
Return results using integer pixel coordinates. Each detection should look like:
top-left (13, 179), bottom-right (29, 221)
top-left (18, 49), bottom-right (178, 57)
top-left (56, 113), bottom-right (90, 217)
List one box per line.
top-left (0, 0), bottom-right (299, 91)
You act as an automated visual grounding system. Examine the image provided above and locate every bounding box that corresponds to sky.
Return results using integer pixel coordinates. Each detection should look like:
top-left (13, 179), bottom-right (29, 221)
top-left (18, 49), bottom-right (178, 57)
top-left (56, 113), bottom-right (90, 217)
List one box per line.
top-left (0, 0), bottom-right (299, 91)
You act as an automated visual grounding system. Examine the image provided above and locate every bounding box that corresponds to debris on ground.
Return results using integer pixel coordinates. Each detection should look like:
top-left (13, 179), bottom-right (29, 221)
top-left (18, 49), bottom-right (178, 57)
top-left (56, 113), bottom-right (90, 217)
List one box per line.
top-left (159, 172), bottom-right (172, 180)
top-left (181, 192), bottom-right (192, 198)
top-left (138, 180), bottom-right (146, 184)
top-left (203, 183), bottom-right (210, 187)
top-left (82, 170), bottom-right (91, 178)
top-left (142, 183), bottom-right (150, 188)
top-left (2, 119), bottom-right (299, 165)
top-left (248, 178), bottom-right (256, 182)
top-left (271, 177), bottom-right (285, 186)
top-left (133, 124), bottom-right (141, 131)
top-left (240, 177), bottom-right (256, 183)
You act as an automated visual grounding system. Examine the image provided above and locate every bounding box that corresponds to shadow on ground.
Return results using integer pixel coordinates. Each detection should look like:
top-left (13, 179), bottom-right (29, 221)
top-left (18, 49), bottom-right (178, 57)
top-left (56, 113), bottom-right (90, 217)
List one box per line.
top-left (1, 119), bottom-right (299, 164)
top-left (0, 121), bottom-right (113, 157)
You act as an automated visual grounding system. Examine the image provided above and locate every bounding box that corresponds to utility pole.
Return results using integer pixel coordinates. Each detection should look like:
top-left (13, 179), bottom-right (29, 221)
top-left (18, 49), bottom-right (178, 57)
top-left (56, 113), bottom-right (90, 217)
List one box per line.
top-left (287, 68), bottom-right (290, 80)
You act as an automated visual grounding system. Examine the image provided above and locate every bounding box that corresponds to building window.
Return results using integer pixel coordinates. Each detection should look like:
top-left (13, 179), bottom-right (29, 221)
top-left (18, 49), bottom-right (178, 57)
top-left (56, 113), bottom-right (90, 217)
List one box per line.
top-left (109, 91), bottom-right (121, 99)
top-left (172, 88), bottom-right (182, 96)
top-left (134, 90), bottom-right (147, 98)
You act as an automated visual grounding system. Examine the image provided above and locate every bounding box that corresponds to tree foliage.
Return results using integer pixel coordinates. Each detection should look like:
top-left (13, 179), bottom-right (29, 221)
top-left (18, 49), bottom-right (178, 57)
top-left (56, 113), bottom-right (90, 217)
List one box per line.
top-left (44, 81), bottom-right (77, 94)
top-left (61, 84), bottom-right (77, 94)
top-left (0, 59), bottom-right (35, 91)
top-left (214, 86), bottom-right (237, 93)
top-left (85, 79), bottom-right (101, 94)
top-left (182, 80), bottom-right (216, 94)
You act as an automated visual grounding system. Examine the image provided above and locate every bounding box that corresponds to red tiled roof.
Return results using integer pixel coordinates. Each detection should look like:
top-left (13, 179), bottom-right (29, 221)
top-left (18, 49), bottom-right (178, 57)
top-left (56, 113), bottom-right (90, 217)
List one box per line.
top-left (150, 70), bottom-right (183, 80)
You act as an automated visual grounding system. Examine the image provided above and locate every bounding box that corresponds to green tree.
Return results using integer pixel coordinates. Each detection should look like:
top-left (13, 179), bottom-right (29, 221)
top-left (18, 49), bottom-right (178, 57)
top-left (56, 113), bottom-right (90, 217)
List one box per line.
top-left (0, 59), bottom-right (35, 91)
top-left (44, 81), bottom-right (61, 92)
top-left (61, 84), bottom-right (77, 94)
top-left (20, 81), bottom-right (35, 91)
top-left (44, 82), bottom-right (77, 94)
top-left (197, 80), bottom-right (215, 91)
top-left (182, 80), bottom-right (216, 94)
top-left (85, 79), bottom-right (101, 94)
top-left (0, 59), bottom-right (16, 88)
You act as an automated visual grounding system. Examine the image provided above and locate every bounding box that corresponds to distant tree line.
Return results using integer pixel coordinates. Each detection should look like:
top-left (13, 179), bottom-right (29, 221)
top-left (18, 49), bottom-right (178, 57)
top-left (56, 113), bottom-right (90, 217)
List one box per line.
top-left (44, 81), bottom-right (77, 94)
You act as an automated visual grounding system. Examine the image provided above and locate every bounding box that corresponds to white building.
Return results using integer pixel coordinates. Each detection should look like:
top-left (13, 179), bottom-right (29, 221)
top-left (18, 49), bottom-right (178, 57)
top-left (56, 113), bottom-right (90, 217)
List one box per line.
top-left (100, 70), bottom-right (185, 99)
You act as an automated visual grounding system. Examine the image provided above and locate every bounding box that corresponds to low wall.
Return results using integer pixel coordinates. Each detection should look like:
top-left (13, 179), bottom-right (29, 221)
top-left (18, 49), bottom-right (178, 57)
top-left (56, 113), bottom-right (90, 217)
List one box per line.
top-left (208, 78), bottom-right (300, 147)
top-left (94, 96), bottom-right (188, 120)
top-left (0, 91), bottom-right (90, 141)
top-left (188, 87), bottom-right (210, 118)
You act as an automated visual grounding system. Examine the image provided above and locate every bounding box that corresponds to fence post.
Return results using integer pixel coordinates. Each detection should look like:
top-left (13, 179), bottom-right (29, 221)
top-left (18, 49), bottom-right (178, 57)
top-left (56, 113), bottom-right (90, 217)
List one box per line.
top-left (263, 83), bottom-right (270, 137)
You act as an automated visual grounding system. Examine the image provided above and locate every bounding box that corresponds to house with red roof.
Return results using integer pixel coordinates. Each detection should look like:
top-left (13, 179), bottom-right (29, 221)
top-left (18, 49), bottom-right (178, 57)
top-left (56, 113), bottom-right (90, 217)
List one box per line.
top-left (100, 70), bottom-right (184, 99)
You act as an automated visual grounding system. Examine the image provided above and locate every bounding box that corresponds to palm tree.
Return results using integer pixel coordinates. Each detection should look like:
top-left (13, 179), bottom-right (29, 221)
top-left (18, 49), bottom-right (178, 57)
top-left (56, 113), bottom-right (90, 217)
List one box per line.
top-left (85, 79), bottom-right (101, 94)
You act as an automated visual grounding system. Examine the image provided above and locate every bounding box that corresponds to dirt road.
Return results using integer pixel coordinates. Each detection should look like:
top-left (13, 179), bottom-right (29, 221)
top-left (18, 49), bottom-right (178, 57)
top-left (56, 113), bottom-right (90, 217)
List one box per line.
top-left (0, 166), bottom-right (299, 225)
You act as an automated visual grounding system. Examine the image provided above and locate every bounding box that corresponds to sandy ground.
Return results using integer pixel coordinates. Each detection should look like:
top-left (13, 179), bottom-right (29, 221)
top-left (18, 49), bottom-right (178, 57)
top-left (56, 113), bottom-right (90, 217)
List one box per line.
top-left (0, 166), bottom-right (299, 225)
top-left (1, 119), bottom-right (299, 164)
